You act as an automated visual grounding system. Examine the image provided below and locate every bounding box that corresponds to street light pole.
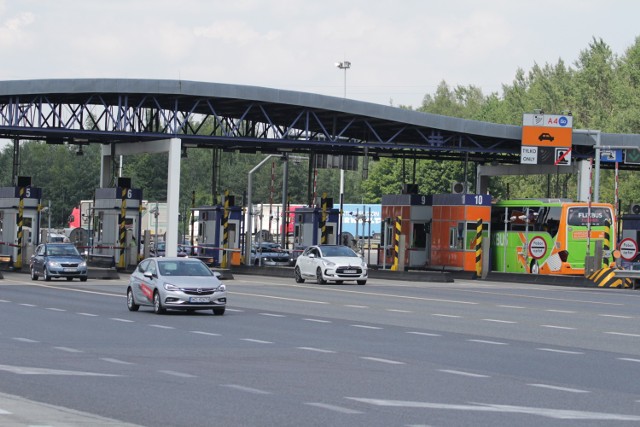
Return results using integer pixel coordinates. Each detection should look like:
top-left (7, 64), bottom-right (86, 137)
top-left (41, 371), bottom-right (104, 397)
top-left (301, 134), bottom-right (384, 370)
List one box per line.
top-left (335, 60), bottom-right (351, 245)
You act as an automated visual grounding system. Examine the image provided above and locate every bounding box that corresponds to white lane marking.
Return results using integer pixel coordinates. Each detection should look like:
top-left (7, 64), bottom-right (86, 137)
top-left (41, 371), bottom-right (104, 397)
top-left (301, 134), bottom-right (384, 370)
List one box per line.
top-left (304, 318), bottom-right (331, 323)
top-left (110, 318), bottom-right (134, 323)
top-left (225, 308), bottom-right (244, 312)
top-left (0, 299), bottom-right (10, 303)
top-left (406, 331), bottom-right (441, 337)
top-left (0, 408), bottom-right (10, 414)
top-left (545, 309), bottom-right (576, 314)
top-left (222, 384), bottom-right (271, 394)
top-left (259, 313), bottom-right (286, 317)
top-left (345, 398), bottom-right (640, 420)
top-left (467, 339), bottom-right (508, 345)
top-left (54, 347), bottom-right (83, 353)
top-left (46, 307), bottom-right (66, 312)
top-left (101, 358), bottom-right (134, 365)
top-left (541, 325), bottom-right (575, 330)
top-left (150, 324), bottom-right (175, 329)
top-left (0, 364), bottom-right (120, 376)
top-left (599, 314), bottom-right (633, 319)
top-left (537, 348), bottom-right (584, 355)
top-left (13, 338), bottom-right (39, 343)
top-left (605, 332), bottom-right (640, 337)
top-left (190, 331), bottom-right (221, 336)
top-left (438, 369), bottom-right (489, 378)
top-left (528, 383), bottom-right (589, 393)
top-left (77, 312), bottom-right (99, 317)
top-left (305, 402), bottom-right (363, 414)
top-left (386, 309), bottom-right (412, 313)
top-left (482, 319), bottom-right (517, 324)
top-left (159, 370), bottom-right (196, 378)
top-left (241, 338), bottom-right (273, 344)
top-left (432, 314), bottom-right (461, 318)
top-left (351, 324), bottom-right (382, 330)
top-left (230, 292), bottom-right (328, 305)
top-left (618, 358), bottom-right (640, 363)
top-left (345, 305), bottom-right (369, 308)
top-left (19, 303), bottom-right (36, 307)
top-left (498, 305), bottom-right (525, 309)
top-left (297, 347), bottom-right (336, 354)
top-left (360, 357), bottom-right (405, 365)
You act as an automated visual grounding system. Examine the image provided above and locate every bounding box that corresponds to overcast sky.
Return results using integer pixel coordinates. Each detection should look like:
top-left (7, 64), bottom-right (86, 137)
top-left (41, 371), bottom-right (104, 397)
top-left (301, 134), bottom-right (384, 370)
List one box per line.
top-left (1, 0), bottom-right (639, 108)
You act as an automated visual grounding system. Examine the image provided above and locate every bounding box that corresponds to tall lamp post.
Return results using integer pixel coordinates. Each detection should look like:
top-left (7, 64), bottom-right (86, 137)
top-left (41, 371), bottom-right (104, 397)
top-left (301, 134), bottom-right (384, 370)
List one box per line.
top-left (335, 60), bottom-right (351, 245)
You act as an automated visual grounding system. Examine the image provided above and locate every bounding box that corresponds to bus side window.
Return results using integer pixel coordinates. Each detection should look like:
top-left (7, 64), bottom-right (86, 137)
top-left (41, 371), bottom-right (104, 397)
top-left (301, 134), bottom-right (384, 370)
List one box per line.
top-left (544, 207), bottom-right (561, 237)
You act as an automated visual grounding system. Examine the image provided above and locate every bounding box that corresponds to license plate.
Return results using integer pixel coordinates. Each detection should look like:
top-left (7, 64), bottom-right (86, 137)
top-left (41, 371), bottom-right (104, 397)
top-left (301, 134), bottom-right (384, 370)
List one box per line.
top-left (343, 270), bottom-right (356, 274)
top-left (63, 268), bottom-right (77, 272)
top-left (189, 297), bottom-right (210, 303)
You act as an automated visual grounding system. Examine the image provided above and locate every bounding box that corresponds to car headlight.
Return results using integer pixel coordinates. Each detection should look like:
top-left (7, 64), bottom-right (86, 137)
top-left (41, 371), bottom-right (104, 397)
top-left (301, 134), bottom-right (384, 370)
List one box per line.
top-left (163, 283), bottom-right (180, 291)
top-left (361, 260), bottom-right (368, 268)
top-left (215, 283), bottom-right (226, 292)
top-left (322, 260), bottom-right (336, 267)
top-left (47, 261), bottom-right (61, 268)
top-left (79, 261), bottom-right (87, 268)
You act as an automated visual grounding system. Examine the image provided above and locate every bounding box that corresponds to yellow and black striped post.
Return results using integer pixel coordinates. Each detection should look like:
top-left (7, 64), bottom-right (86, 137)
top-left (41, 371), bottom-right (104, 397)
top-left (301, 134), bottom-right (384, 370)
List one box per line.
top-left (603, 219), bottom-right (611, 267)
top-left (15, 187), bottom-right (25, 269)
top-left (474, 218), bottom-right (483, 279)
top-left (391, 216), bottom-right (401, 271)
top-left (118, 186), bottom-right (127, 269)
top-left (221, 190), bottom-right (230, 268)
top-left (320, 192), bottom-right (328, 244)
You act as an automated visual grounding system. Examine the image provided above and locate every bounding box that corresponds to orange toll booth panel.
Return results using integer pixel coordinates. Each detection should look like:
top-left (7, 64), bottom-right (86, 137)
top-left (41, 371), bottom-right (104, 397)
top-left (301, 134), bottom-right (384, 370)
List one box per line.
top-left (430, 194), bottom-right (492, 272)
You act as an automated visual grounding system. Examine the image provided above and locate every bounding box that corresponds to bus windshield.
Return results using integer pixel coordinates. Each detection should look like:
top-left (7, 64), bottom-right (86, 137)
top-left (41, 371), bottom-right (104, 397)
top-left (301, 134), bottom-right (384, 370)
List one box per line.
top-left (567, 207), bottom-right (612, 227)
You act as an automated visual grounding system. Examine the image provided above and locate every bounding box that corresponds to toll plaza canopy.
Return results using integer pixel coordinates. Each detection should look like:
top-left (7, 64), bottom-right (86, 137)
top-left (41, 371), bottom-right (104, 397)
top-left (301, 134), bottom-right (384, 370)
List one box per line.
top-left (0, 78), bottom-right (639, 166)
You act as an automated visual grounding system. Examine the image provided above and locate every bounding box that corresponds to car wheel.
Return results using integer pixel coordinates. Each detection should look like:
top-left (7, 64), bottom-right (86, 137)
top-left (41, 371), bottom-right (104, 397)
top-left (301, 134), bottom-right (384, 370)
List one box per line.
top-left (80, 276), bottom-right (87, 282)
top-left (44, 268), bottom-right (52, 282)
top-left (294, 266), bottom-right (305, 283)
top-left (127, 288), bottom-right (140, 312)
top-left (30, 266), bottom-right (38, 281)
top-left (213, 307), bottom-right (225, 316)
top-left (357, 280), bottom-right (366, 285)
top-left (316, 268), bottom-right (326, 284)
top-left (153, 291), bottom-right (166, 314)
top-left (66, 277), bottom-right (74, 281)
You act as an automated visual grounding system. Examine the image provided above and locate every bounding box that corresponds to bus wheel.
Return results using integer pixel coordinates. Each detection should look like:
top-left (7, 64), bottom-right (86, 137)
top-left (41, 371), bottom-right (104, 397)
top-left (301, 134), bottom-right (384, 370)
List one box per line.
top-left (530, 260), bottom-right (540, 274)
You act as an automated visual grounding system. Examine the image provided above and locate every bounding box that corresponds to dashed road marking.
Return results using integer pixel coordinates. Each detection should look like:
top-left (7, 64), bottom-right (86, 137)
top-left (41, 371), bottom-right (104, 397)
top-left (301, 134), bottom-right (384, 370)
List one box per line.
top-left (406, 331), bottom-right (441, 337)
top-left (297, 347), bottom-right (336, 353)
top-left (190, 331), bottom-right (221, 336)
top-left (467, 339), bottom-right (508, 345)
top-left (150, 324), bottom-right (174, 329)
top-left (54, 347), bottom-right (83, 353)
top-left (386, 309), bottom-right (412, 313)
top-left (432, 314), bottom-right (461, 318)
top-left (305, 402), bottom-right (363, 414)
top-left (541, 325), bottom-right (575, 330)
top-left (605, 332), bottom-right (640, 337)
top-left (545, 309), bottom-right (575, 314)
top-left (222, 384), bottom-right (271, 394)
top-left (110, 318), bottom-right (134, 323)
top-left (13, 338), bottom-right (38, 343)
top-left (345, 305), bottom-right (368, 309)
top-left (159, 370), bottom-right (196, 378)
top-left (482, 319), bottom-right (516, 324)
top-left (599, 314), bottom-right (633, 319)
top-left (360, 357), bottom-right (405, 365)
top-left (46, 307), bottom-right (66, 312)
top-left (241, 338), bottom-right (273, 344)
top-left (351, 324), bottom-right (382, 330)
top-left (101, 358), bottom-right (134, 365)
top-left (304, 318), bottom-right (331, 323)
top-left (537, 348), bottom-right (583, 355)
top-left (528, 383), bottom-right (589, 393)
top-left (438, 369), bottom-right (489, 378)
top-left (259, 313), bottom-right (286, 317)
top-left (77, 312), bottom-right (99, 317)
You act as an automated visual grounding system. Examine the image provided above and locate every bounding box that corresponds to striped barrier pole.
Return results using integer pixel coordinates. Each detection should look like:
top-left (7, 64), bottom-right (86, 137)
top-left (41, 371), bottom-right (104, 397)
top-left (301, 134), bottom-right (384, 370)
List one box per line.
top-left (391, 216), bottom-right (401, 271)
top-left (475, 219), bottom-right (483, 279)
top-left (16, 187), bottom-right (25, 269)
top-left (222, 190), bottom-right (230, 268)
top-left (320, 192), bottom-right (328, 244)
top-left (603, 219), bottom-right (611, 267)
top-left (118, 186), bottom-right (127, 269)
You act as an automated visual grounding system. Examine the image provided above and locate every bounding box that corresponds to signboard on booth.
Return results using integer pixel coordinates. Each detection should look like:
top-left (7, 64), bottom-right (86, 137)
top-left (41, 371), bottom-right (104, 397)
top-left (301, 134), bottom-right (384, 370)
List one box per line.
top-left (619, 238), bottom-right (638, 261)
top-left (521, 113), bottom-right (573, 166)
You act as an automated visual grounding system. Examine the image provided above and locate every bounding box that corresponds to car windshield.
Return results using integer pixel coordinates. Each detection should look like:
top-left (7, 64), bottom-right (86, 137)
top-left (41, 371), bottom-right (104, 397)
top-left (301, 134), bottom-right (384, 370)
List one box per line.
top-left (320, 246), bottom-right (358, 257)
top-left (47, 245), bottom-right (79, 256)
top-left (157, 260), bottom-right (213, 277)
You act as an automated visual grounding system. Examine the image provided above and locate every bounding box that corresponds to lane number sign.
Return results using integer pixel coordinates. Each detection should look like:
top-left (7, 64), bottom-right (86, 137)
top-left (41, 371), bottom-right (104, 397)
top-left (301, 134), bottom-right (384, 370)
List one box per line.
top-left (529, 236), bottom-right (547, 259)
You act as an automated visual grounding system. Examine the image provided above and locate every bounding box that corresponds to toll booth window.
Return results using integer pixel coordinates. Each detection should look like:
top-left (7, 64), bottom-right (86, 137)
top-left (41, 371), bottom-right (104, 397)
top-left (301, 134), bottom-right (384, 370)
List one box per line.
top-left (449, 227), bottom-right (458, 249)
top-left (465, 222), bottom-right (489, 250)
top-left (412, 223), bottom-right (427, 249)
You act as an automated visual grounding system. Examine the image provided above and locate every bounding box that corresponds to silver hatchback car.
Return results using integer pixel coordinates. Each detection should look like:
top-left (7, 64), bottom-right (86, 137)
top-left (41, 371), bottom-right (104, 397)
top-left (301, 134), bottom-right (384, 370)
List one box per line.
top-left (127, 257), bottom-right (226, 315)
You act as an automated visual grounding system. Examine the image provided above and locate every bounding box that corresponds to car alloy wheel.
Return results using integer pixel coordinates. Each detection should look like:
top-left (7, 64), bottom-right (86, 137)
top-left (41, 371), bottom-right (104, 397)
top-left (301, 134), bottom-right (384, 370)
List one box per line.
top-left (127, 288), bottom-right (140, 312)
top-left (294, 266), bottom-right (305, 283)
top-left (153, 291), bottom-right (166, 314)
top-left (30, 267), bottom-right (38, 281)
top-left (44, 268), bottom-right (51, 282)
top-left (316, 267), bottom-right (326, 284)
top-left (213, 307), bottom-right (225, 316)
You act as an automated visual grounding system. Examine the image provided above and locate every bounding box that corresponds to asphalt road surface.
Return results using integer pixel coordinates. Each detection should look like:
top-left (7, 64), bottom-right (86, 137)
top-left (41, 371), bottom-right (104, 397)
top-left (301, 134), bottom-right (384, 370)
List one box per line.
top-left (1, 271), bottom-right (640, 426)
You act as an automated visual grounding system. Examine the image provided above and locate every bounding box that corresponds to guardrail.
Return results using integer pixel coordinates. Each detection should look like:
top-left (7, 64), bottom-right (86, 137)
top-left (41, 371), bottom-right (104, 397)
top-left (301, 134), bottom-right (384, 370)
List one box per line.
top-left (612, 269), bottom-right (640, 290)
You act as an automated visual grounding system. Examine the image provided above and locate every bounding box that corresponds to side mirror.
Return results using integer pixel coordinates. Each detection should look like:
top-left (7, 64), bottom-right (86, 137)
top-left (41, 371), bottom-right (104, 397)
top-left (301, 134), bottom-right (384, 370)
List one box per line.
top-left (308, 254), bottom-right (315, 259)
top-left (143, 271), bottom-right (154, 279)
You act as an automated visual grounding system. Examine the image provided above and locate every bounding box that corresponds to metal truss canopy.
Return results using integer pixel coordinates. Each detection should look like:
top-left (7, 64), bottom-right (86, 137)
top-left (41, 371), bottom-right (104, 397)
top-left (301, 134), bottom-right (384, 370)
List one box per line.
top-left (0, 78), bottom-right (639, 166)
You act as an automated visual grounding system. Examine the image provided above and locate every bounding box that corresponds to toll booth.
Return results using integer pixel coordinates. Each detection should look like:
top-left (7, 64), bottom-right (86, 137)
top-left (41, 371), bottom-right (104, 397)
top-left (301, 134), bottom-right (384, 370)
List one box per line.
top-left (380, 194), bottom-right (433, 270)
top-left (430, 194), bottom-right (491, 272)
top-left (618, 213), bottom-right (640, 267)
top-left (292, 206), bottom-right (339, 247)
top-left (0, 181), bottom-right (42, 269)
top-left (195, 200), bottom-right (244, 267)
top-left (91, 180), bottom-right (143, 269)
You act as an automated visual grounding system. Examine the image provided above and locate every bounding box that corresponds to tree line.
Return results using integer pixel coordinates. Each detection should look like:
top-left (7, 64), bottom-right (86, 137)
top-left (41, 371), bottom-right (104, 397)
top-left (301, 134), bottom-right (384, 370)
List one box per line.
top-left (1, 37), bottom-right (639, 227)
